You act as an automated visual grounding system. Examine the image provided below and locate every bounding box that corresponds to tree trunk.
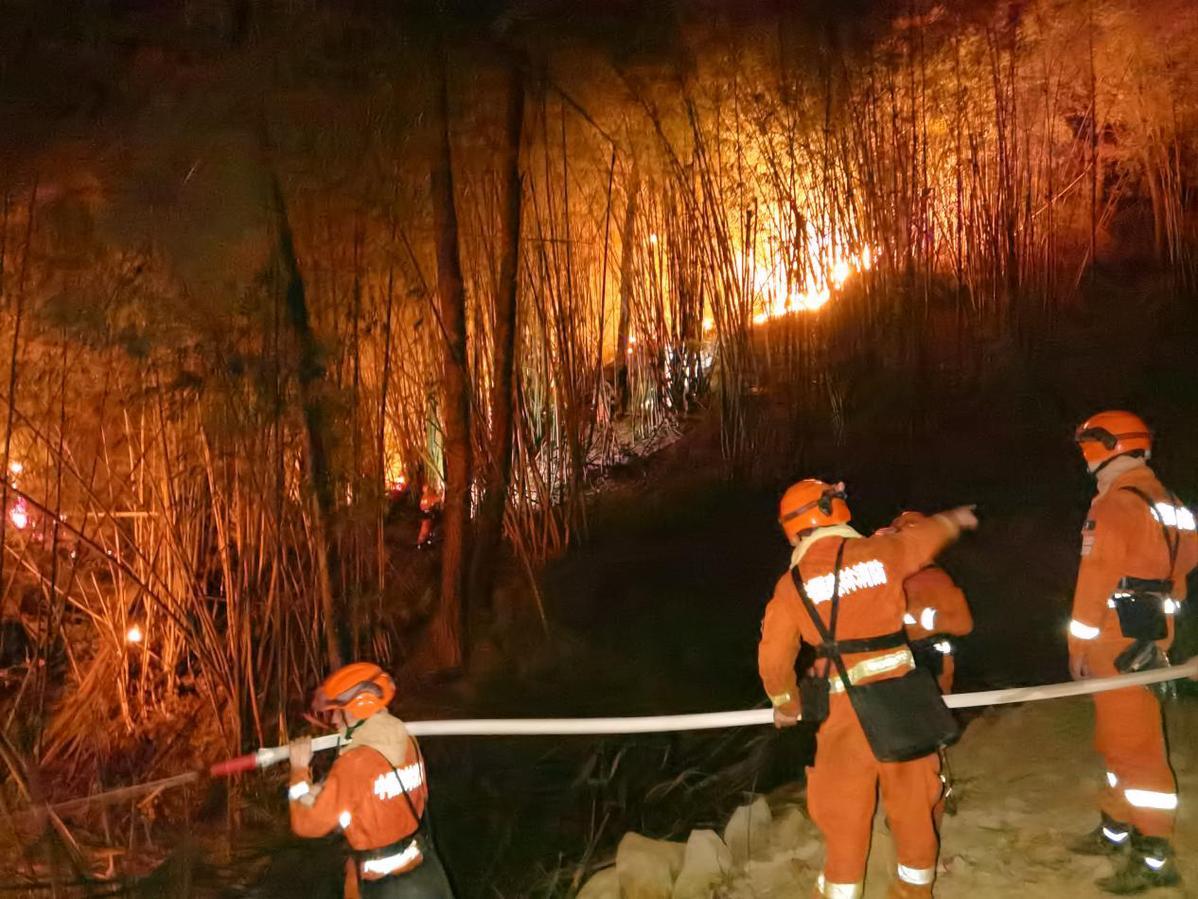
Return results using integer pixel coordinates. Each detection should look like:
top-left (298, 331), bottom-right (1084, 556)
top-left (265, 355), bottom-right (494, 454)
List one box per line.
top-left (268, 173), bottom-right (344, 672)
top-left (426, 35), bottom-right (472, 675)
top-left (614, 164), bottom-right (639, 414)
top-left (469, 56), bottom-right (525, 615)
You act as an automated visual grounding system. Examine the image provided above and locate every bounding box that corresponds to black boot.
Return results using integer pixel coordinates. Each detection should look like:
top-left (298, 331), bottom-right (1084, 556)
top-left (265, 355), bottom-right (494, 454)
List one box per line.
top-left (1069, 814), bottom-right (1133, 857)
top-left (1097, 834), bottom-right (1181, 894)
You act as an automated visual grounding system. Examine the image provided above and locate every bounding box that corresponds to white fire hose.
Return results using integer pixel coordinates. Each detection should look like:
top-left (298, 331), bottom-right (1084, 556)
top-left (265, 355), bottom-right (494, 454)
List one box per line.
top-left (229, 657), bottom-right (1198, 772)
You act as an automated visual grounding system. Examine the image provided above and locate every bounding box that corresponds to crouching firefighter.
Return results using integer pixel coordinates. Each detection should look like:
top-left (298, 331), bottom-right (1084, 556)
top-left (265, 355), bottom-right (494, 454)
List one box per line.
top-left (1068, 411), bottom-right (1197, 894)
top-left (759, 480), bottom-right (977, 899)
top-left (288, 662), bottom-right (456, 898)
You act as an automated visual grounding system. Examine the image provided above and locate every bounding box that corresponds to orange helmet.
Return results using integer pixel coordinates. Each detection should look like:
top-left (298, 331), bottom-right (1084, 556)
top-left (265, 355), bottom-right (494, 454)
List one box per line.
top-left (312, 662), bottom-right (395, 720)
top-left (890, 510), bottom-right (926, 531)
top-left (1075, 410), bottom-right (1152, 470)
top-left (778, 479), bottom-right (851, 541)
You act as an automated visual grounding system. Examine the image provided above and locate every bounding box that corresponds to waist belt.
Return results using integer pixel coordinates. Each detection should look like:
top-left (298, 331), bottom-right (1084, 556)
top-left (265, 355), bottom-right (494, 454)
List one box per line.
top-left (829, 647), bottom-right (915, 695)
top-left (910, 635), bottom-right (956, 654)
top-left (357, 834), bottom-right (424, 881)
top-left (1115, 577), bottom-right (1172, 595)
top-left (815, 630), bottom-right (907, 658)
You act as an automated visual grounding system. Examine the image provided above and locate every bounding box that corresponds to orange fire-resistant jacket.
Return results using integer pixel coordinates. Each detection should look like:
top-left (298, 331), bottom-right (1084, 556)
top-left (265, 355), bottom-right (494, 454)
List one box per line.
top-left (759, 515), bottom-right (960, 717)
top-left (1068, 465), bottom-right (1198, 659)
top-left (290, 711), bottom-right (429, 876)
top-left (903, 565), bottom-right (973, 642)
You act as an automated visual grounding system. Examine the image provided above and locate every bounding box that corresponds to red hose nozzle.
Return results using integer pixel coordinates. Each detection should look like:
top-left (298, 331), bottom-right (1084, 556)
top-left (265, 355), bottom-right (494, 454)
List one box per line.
top-left (209, 753), bottom-right (259, 778)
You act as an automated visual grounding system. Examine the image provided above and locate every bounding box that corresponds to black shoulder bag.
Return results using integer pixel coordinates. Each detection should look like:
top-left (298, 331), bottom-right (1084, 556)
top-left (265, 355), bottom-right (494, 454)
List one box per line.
top-left (791, 540), bottom-right (960, 762)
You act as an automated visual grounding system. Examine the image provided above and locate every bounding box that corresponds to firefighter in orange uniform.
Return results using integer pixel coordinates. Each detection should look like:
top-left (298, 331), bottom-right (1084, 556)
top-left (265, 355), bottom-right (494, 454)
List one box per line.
top-left (1067, 412), bottom-right (1196, 894)
top-left (884, 511), bottom-right (974, 827)
top-left (760, 479), bottom-right (978, 899)
top-left (288, 662), bottom-right (455, 898)
top-left (888, 512), bottom-right (974, 694)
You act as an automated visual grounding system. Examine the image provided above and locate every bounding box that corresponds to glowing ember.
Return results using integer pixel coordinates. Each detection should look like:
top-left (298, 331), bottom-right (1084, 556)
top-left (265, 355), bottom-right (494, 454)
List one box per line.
top-left (8, 461), bottom-right (22, 476)
top-left (126, 625), bottom-right (143, 644)
top-left (830, 260), bottom-right (851, 288)
top-left (9, 501), bottom-right (28, 530)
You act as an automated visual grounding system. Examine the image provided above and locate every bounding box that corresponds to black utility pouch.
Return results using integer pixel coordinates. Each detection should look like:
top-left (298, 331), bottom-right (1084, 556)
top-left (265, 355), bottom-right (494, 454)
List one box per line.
top-left (1114, 638), bottom-right (1169, 674)
top-left (798, 676), bottom-right (830, 724)
top-left (1114, 577), bottom-right (1171, 642)
top-left (910, 637), bottom-right (947, 678)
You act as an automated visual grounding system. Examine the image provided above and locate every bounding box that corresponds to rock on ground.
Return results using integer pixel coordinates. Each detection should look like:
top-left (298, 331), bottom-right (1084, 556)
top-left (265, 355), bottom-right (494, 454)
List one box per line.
top-left (671, 829), bottom-right (733, 899)
top-left (577, 866), bottom-right (621, 899)
top-left (722, 796), bottom-right (773, 865)
top-left (615, 832), bottom-right (686, 899)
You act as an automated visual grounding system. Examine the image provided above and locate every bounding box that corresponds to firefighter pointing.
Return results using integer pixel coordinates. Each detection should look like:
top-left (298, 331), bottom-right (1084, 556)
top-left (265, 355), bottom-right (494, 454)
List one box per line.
top-left (881, 511), bottom-right (974, 827)
top-left (288, 662), bottom-right (456, 898)
top-left (885, 511), bottom-right (974, 694)
top-left (1068, 411), bottom-right (1196, 894)
top-left (759, 479), bottom-right (977, 899)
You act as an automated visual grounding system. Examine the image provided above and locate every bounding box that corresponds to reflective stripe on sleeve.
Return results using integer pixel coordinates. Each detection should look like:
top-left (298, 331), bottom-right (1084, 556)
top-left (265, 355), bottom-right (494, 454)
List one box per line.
top-left (769, 691), bottom-right (794, 708)
top-left (1153, 503), bottom-right (1196, 531)
top-left (338, 810), bottom-right (352, 830)
top-left (919, 608), bottom-right (937, 631)
top-left (897, 864), bottom-right (935, 886)
top-left (288, 781), bottom-right (311, 801)
top-left (1106, 771), bottom-right (1119, 788)
top-left (903, 612), bottom-right (917, 626)
top-left (1124, 789), bottom-right (1178, 811)
top-left (1069, 619), bottom-right (1101, 640)
top-left (1164, 599), bottom-right (1180, 615)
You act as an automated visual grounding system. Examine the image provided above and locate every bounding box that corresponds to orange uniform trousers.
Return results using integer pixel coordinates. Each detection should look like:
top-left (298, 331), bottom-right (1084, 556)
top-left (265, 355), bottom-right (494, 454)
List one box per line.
top-left (1089, 644), bottom-right (1176, 838)
top-left (937, 656), bottom-right (955, 695)
top-left (808, 696), bottom-right (943, 886)
top-left (931, 657), bottom-right (955, 832)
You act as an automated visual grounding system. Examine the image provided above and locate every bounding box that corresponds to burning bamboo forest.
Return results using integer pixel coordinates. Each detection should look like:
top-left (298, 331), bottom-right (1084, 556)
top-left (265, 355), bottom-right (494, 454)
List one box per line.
top-left (2, 0), bottom-right (1198, 894)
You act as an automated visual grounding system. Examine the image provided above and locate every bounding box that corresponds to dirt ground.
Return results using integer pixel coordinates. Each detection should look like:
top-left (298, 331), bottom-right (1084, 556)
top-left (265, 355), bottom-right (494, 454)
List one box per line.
top-left (721, 694), bottom-right (1198, 898)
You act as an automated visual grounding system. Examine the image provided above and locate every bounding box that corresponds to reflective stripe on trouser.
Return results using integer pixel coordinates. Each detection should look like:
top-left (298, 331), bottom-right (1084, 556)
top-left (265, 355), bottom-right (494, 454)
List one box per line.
top-left (1091, 650), bottom-right (1177, 838)
top-left (897, 863), bottom-right (935, 885)
top-left (814, 873), bottom-right (862, 898)
top-left (807, 700), bottom-right (942, 885)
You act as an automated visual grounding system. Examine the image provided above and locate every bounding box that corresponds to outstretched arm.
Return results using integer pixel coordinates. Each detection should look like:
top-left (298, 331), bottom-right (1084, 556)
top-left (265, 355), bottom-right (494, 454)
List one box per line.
top-left (288, 738), bottom-right (350, 838)
top-left (758, 584), bottom-right (803, 727)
